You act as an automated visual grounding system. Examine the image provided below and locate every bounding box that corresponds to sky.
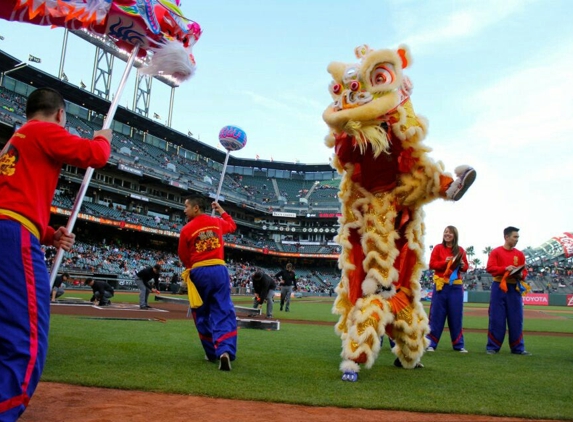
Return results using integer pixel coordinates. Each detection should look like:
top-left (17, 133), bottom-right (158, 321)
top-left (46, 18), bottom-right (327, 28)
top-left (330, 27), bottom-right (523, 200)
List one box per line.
top-left (1, 0), bottom-right (572, 265)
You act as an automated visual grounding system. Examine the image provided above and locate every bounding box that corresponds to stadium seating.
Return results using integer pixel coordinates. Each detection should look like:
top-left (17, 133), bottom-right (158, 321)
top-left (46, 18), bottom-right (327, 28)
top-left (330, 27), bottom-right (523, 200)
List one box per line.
top-left (3, 85), bottom-right (571, 295)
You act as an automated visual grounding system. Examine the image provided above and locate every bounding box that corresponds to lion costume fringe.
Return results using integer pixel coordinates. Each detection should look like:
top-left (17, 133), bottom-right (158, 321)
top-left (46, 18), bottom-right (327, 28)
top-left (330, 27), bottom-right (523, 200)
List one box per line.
top-left (323, 44), bottom-right (476, 381)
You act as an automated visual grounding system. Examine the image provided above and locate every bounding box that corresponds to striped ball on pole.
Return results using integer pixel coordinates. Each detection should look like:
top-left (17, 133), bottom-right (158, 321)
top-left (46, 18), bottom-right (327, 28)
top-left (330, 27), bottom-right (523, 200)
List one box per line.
top-left (218, 125), bottom-right (247, 152)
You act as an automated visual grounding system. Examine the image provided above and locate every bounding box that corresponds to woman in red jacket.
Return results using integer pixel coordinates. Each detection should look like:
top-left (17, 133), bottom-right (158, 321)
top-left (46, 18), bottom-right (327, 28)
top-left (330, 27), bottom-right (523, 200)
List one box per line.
top-left (426, 226), bottom-right (469, 353)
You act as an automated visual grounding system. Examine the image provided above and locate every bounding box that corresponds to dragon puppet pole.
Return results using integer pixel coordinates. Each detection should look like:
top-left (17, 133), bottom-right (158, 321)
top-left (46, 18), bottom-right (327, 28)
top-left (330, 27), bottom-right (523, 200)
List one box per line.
top-left (49, 43), bottom-right (141, 288)
top-left (211, 125), bottom-right (247, 215)
top-left (211, 150), bottom-right (231, 216)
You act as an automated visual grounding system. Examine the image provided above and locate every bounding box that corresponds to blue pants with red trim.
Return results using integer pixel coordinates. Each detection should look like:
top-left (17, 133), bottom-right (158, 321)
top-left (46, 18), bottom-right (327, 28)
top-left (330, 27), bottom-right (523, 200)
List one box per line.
top-left (427, 283), bottom-right (465, 350)
top-left (0, 221), bottom-right (50, 421)
top-left (487, 281), bottom-right (525, 353)
top-left (190, 265), bottom-right (237, 361)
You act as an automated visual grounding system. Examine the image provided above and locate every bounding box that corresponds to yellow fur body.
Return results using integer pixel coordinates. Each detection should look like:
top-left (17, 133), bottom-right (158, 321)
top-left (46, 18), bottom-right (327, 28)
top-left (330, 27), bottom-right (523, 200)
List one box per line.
top-left (324, 45), bottom-right (453, 373)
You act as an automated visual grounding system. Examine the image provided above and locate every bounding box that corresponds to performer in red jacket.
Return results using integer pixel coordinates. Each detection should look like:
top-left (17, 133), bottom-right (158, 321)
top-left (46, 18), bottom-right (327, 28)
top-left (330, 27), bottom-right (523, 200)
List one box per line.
top-left (0, 87), bottom-right (111, 420)
top-left (426, 226), bottom-right (469, 353)
top-left (486, 226), bottom-right (530, 355)
top-left (178, 195), bottom-right (237, 371)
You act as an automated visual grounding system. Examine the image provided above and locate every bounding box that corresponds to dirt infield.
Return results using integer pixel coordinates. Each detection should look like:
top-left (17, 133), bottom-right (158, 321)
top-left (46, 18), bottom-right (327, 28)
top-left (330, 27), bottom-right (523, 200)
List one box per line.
top-left (19, 301), bottom-right (566, 421)
top-left (20, 382), bottom-right (554, 422)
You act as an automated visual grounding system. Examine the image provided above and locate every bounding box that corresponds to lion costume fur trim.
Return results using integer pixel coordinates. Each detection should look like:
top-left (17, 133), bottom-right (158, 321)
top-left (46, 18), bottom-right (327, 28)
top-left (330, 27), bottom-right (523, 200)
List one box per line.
top-left (324, 45), bottom-right (460, 373)
top-left (329, 100), bottom-right (439, 371)
top-left (332, 168), bottom-right (430, 369)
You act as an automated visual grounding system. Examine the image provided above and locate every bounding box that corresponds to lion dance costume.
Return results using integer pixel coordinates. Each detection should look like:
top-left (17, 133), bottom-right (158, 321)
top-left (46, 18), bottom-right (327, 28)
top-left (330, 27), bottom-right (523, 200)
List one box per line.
top-left (323, 45), bottom-right (476, 381)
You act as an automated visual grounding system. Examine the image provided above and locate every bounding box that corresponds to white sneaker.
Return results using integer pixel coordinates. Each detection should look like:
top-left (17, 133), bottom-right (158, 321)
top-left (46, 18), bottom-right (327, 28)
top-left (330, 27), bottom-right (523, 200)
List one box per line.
top-left (458, 348), bottom-right (468, 353)
top-left (426, 346), bottom-right (435, 352)
top-left (446, 166), bottom-right (476, 201)
top-left (219, 353), bottom-right (232, 371)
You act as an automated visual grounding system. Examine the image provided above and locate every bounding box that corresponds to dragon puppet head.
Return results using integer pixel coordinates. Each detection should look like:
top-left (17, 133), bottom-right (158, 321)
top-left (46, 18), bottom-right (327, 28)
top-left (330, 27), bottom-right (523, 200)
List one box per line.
top-left (2, 0), bottom-right (202, 83)
top-left (323, 44), bottom-right (413, 135)
top-left (111, 0), bottom-right (203, 83)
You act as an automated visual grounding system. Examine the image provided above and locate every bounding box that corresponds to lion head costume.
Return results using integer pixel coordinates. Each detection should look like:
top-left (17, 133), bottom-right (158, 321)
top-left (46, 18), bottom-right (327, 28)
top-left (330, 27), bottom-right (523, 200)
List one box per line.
top-left (323, 44), bottom-right (476, 381)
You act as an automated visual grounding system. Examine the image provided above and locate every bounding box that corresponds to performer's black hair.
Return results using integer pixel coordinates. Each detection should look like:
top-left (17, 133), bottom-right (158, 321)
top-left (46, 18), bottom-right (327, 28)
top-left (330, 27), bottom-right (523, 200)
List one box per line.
top-left (504, 226), bottom-right (519, 237)
top-left (26, 87), bottom-right (65, 119)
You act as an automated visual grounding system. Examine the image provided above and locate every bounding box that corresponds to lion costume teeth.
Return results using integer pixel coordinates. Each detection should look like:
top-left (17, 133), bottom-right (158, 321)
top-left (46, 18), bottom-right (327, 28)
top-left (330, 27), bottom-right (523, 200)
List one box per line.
top-left (324, 45), bottom-right (476, 379)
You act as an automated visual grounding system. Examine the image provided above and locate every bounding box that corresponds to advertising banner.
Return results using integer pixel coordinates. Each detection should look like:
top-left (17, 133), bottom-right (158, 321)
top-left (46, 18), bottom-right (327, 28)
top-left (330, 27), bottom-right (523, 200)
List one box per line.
top-left (553, 233), bottom-right (573, 258)
top-left (522, 293), bottom-right (549, 306)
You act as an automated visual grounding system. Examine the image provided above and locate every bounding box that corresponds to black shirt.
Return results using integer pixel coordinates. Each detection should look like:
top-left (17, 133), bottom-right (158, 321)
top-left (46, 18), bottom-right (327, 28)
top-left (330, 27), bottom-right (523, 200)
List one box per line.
top-left (275, 269), bottom-right (296, 287)
top-left (252, 273), bottom-right (276, 304)
top-left (137, 266), bottom-right (160, 290)
top-left (90, 281), bottom-right (114, 301)
top-left (53, 275), bottom-right (65, 288)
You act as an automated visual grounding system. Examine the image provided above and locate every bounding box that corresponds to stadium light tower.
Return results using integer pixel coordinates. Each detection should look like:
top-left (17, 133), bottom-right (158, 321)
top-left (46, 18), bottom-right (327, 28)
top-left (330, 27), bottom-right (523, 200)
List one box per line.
top-left (62, 29), bottom-right (180, 122)
top-left (58, 29), bottom-right (69, 81)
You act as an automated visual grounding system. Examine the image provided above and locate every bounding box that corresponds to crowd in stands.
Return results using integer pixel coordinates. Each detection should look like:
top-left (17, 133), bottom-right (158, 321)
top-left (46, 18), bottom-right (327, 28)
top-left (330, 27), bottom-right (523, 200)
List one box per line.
top-left (0, 89), bottom-right (26, 117)
top-left (0, 109), bottom-right (22, 126)
top-left (54, 187), bottom-right (340, 255)
top-left (55, 236), bottom-right (573, 296)
top-left (419, 266), bottom-right (573, 294)
top-left (44, 238), bottom-right (338, 295)
top-left (1, 86), bottom-right (344, 215)
top-left (44, 240), bottom-right (180, 279)
top-left (525, 266), bottom-right (573, 293)
top-left (4, 87), bottom-right (573, 295)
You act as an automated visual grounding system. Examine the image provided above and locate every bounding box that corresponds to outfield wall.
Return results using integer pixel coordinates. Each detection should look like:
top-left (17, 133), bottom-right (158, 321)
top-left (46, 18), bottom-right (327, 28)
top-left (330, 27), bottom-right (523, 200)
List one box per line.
top-left (467, 291), bottom-right (573, 306)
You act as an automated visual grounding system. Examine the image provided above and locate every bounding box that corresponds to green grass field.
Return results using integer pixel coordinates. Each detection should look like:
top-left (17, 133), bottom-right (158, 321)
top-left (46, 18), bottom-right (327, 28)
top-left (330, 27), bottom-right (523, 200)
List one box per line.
top-left (46, 294), bottom-right (573, 420)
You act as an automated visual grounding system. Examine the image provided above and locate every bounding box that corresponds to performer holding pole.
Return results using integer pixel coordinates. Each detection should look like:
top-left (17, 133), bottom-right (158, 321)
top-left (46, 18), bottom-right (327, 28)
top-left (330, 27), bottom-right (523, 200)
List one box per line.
top-left (0, 0), bottom-right (202, 287)
top-left (49, 43), bottom-right (140, 287)
top-left (0, 1), bottom-right (203, 417)
top-left (178, 196), bottom-right (238, 371)
top-left (0, 87), bottom-right (111, 420)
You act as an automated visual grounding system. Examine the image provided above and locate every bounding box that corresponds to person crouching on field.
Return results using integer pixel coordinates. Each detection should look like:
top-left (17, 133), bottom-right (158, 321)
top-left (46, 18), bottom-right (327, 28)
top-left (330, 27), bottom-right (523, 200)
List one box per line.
top-left (85, 278), bottom-right (114, 306)
top-left (51, 272), bottom-right (70, 302)
top-left (252, 269), bottom-right (276, 318)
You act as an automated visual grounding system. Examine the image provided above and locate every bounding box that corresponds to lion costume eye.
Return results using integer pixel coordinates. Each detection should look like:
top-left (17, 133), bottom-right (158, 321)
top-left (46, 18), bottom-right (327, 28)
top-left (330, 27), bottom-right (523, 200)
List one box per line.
top-left (349, 80), bottom-right (360, 91)
top-left (330, 82), bottom-right (342, 95)
top-left (370, 64), bottom-right (395, 86)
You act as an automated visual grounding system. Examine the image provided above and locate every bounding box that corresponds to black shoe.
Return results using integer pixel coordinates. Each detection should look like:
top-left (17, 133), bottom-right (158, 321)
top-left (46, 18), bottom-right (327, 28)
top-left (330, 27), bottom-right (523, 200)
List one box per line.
top-left (393, 358), bottom-right (424, 368)
top-left (219, 353), bottom-right (232, 371)
top-left (280, 306), bottom-right (283, 311)
top-left (140, 305), bottom-right (151, 310)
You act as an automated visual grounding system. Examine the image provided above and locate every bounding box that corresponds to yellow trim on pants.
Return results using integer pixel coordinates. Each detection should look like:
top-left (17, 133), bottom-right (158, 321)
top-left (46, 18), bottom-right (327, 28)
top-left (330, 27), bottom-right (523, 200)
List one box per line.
top-left (181, 259), bottom-right (226, 308)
